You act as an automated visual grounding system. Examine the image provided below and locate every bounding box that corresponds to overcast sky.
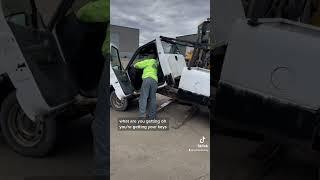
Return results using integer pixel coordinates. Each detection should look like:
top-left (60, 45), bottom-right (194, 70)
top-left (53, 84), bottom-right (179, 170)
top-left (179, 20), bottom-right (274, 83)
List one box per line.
top-left (111, 0), bottom-right (210, 45)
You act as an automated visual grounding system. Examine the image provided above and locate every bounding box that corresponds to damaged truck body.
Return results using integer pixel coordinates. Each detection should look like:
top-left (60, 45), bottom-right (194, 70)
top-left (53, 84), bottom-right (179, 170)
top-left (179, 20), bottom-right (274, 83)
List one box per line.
top-left (110, 36), bottom-right (210, 111)
top-left (213, 0), bottom-right (320, 151)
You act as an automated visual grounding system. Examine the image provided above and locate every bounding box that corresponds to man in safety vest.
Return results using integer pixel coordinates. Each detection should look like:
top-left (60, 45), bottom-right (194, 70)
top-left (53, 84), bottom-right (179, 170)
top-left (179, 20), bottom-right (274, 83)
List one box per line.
top-left (77, 0), bottom-right (109, 57)
top-left (77, 0), bottom-right (109, 178)
top-left (134, 54), bottom-right (159, 119)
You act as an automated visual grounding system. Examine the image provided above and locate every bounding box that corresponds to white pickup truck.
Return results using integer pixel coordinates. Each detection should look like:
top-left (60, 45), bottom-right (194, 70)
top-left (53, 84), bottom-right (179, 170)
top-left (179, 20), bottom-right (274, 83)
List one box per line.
top-left (110, 36), bottom-right (210, 111)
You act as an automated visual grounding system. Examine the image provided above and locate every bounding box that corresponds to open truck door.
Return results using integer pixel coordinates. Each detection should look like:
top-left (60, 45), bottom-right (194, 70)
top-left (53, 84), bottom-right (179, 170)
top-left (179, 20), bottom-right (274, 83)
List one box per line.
top-left (110, 36), bottom-right (210, 111)
top-left (6, 0), bottom-right (106, 119)
top-left (110, 41), bottom-right (162, 111)
top-left (110, 39), bottom-right (169, 111)
top-left (0, 0), bottom-right (107, 156)
top-left (1, 0), bottom-right (83, 121)
top-left (110, 44), bottom-right (132, 111)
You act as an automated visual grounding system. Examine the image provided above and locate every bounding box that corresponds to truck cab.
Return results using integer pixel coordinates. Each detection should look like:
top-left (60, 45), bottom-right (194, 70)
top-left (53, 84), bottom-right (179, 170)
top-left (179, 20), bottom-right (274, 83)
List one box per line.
top-left (110, 36), bottom-right (210, 111)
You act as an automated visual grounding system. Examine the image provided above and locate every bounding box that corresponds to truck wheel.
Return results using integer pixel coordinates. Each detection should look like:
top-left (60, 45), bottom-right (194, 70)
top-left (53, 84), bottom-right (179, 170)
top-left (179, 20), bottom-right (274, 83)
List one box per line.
top-left (110, 91), bottom-right (128, 111)
top-left (0, 92), bottom-right (56, 157)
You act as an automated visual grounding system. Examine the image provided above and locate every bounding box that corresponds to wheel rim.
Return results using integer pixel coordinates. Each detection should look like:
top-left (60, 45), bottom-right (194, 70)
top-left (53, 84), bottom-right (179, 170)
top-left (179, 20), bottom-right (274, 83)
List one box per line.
top-left (7, 104), bottom-right (44, 147)
top-left (112, 93), bottom-right (125, 109)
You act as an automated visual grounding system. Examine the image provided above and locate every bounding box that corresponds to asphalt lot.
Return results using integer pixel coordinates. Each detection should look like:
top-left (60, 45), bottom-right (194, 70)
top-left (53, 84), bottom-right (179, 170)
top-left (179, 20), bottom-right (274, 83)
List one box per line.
top-left (213, 131), bottom-right (320, 180)
top-left (0, 115), bottom-right (95, 179)
top-left (0, 98), bottom-right (316, 180)
top-left (110, 94), bottom-right (210, 180)
top-left (4, 89), bottom-right (316, 179)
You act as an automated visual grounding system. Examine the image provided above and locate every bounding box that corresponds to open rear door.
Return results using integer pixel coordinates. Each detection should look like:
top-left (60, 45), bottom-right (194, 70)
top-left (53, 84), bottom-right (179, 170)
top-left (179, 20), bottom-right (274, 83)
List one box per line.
top-left (110, 45), bottom-right (134, 98)
top-left (0, 0), bottom-right (79, 120)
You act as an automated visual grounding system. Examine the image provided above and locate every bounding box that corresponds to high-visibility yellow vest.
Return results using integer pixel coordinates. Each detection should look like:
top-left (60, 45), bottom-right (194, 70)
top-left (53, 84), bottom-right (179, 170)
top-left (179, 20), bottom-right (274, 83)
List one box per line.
top-left (134, 59), bottom-right (159, 82)
top-left (77, 0), bottom-right (109, 56)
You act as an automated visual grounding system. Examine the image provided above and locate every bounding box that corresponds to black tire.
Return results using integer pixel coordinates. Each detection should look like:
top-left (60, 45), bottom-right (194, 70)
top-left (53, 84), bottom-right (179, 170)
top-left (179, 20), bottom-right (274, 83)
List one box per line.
top-left (0, 92), bottom-right (56, 157)
top-left (110, 91), bottom-right (128, 111)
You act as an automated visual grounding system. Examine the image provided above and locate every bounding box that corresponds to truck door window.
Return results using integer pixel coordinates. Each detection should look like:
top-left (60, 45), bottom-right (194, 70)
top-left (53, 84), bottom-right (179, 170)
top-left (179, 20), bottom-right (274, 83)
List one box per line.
top-left (3, 0), bottom-right (44, 28)
top-left (132, 43), bottom-right (158, 64)
top-left (161, 41), bottom-right (182, 54)
top-left (2, 0), bottom-right (29, 25)
top-left (111, 46), bottom-right (122, 70)
top-left (6, 13), bottom-right (28, 26)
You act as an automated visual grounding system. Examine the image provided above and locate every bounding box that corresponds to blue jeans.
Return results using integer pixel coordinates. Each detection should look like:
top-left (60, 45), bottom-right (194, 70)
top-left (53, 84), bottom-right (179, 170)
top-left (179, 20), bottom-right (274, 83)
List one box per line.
top-left (139, 78), bottom-right (157, 119)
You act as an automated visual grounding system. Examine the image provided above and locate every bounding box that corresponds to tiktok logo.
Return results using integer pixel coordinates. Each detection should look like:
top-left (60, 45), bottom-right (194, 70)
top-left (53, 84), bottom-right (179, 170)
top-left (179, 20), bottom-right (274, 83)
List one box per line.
top-left (200, 136), bottom-right (206, 144)
top-left (189, 136), bottom-right (209, 152)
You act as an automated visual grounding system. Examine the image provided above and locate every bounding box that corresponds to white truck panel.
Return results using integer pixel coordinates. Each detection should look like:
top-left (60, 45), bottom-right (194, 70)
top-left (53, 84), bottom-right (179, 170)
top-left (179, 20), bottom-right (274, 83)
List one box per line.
top-left (110, 64), bottom-right (126, 100)
top-left (179, 67), bottom-right (210, 97)
top-left (155, 37), bottom-right (187, 79)
top-left (164, 54), bottom-right (187, 79)
top-left (156, 37), bottom-right (171, 76)
top-left (0, 1), bottom-right (51, 121)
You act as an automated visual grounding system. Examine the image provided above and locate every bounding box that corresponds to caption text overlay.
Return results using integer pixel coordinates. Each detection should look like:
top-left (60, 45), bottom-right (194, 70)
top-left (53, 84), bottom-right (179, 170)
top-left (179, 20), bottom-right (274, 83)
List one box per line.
top-left (118, 118), bottom-right (169, 131)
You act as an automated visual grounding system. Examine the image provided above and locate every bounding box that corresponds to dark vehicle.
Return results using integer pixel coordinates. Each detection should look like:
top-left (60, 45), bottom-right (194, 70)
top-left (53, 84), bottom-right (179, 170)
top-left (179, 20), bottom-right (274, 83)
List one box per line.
top-left (213, 0), bottom-right (320, 151)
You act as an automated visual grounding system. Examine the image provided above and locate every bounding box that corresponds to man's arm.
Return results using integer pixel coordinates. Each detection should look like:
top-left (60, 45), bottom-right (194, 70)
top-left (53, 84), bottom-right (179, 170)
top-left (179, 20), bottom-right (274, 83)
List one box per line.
top-left (134, 59), bottom-right (151, 69)
top-left (77, 0), bottom-right (109, 57)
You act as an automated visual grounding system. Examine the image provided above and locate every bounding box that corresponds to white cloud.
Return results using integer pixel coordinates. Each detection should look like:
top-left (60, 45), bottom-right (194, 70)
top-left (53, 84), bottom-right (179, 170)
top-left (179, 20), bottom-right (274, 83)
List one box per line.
top-left (111, 0), bottom-right (209, 45)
